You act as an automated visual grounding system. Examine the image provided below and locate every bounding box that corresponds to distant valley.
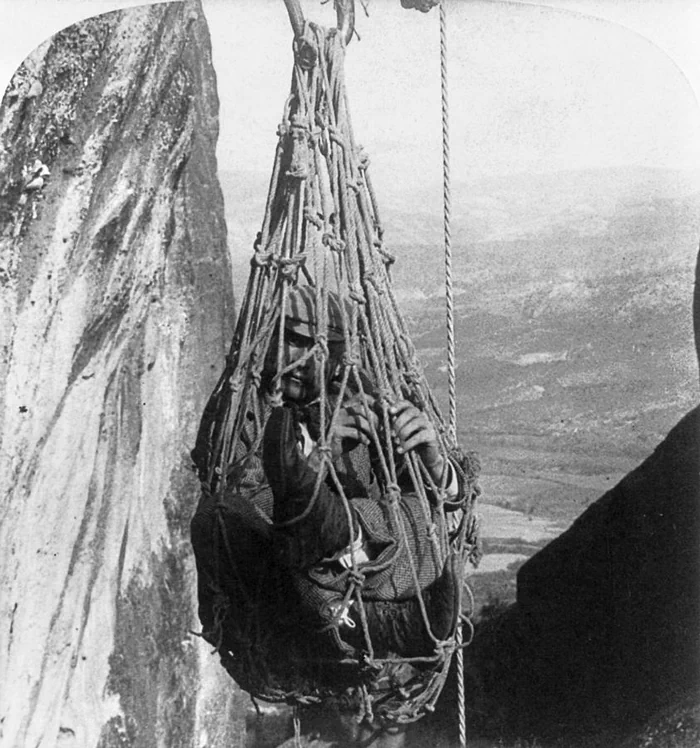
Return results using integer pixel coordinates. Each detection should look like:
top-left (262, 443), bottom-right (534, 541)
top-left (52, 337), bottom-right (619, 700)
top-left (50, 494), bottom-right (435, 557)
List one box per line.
top-left (221, 165), bottom-right (700, 524)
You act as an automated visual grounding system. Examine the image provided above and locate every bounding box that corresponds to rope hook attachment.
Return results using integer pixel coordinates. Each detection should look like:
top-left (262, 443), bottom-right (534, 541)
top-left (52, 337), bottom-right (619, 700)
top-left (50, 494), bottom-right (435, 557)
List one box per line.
top-left (283, 0), bottom-right (355, 46)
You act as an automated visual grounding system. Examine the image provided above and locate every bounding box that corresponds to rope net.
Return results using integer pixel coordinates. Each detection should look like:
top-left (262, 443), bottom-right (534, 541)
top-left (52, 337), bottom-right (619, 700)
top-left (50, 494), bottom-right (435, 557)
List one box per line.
top-left (193, 21), bottom-right (480, 727)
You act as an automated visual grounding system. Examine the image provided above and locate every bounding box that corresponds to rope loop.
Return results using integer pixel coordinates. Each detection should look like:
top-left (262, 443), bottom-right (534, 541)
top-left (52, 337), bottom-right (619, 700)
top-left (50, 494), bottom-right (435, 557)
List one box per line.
top-left (328, 124), bottom-right (347, 150)
top-left (250, 251), bottom-right (272, 269)
top-left (293, 22), bottom-right (319, 70)
top-left (304, 208), bottom-right (323, 229)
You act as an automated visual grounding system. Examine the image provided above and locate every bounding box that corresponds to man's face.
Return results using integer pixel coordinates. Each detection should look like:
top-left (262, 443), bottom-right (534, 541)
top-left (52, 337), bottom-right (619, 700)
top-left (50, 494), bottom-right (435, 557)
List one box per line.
top-left (280, 328), bottom-right (318, 403)
top-left (266, 327), bottom-right (345, 405)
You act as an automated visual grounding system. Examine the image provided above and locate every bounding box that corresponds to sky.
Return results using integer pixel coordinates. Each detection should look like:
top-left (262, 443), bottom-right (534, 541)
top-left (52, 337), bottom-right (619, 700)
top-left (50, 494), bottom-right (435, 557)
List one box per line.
top-left (0, 0), bottom-right (699, 214)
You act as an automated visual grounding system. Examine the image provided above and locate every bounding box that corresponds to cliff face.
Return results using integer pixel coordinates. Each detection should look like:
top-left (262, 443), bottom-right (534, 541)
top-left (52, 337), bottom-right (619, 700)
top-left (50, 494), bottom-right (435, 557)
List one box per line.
top-left (0, 2), bottom-right (242, 746)
top-left (463, 403), bottom-right (699, 742)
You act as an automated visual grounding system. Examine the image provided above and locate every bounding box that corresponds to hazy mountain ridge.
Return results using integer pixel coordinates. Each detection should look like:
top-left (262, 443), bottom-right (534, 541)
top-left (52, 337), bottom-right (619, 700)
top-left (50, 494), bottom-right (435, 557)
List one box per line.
top-left (223, 165), bottom-right (700, 294)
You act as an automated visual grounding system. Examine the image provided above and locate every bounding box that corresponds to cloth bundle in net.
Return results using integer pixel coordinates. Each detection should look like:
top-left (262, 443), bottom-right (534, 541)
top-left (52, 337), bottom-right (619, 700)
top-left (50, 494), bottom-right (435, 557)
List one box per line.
top-left (192, 22), bottom-right (480, 726)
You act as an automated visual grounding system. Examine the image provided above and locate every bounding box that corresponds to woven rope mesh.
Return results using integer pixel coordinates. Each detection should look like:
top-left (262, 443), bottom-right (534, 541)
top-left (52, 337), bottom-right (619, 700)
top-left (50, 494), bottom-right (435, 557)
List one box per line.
top-left (192, 23), bottom-right (480, 725)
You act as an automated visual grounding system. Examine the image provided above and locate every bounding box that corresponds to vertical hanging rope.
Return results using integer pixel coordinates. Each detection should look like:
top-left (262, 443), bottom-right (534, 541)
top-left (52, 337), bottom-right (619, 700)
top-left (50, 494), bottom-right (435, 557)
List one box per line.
top-left (440, 0), bottom-right (456, 444)
top-left (439, 2), bottom-right (467, 748)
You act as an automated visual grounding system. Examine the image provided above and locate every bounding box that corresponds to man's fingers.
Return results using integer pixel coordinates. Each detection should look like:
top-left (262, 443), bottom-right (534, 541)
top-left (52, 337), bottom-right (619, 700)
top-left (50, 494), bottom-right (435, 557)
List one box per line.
top-left (388, 401), bottom-right (439, 455)
top-left (335, 425), bottom-right (368, 443)
top-left (394, 424), bottom-right (432, 453)
top-left (392, 411), bottom-right (423, 436)
top-left (396, 431), bottom-right (432, 453)
top-left (393, 411), bottom-right (433, 443)
top-left (344, 404), bottom-right (379, 431)
top-left (334, 411), bottom-right (376, 444)
top-left (389, 400), bottom-right (412, 418)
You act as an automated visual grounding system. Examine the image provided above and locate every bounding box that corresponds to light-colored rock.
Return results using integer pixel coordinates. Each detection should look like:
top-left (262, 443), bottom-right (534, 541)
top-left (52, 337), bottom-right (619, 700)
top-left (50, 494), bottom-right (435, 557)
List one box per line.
top-left (0, 2), bottom-right (242, 746)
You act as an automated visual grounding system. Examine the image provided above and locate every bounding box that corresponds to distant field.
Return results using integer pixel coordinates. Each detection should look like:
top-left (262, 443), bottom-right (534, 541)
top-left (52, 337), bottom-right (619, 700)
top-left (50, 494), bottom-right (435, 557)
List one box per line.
top-left (406, 260), bottom-right (698, 524)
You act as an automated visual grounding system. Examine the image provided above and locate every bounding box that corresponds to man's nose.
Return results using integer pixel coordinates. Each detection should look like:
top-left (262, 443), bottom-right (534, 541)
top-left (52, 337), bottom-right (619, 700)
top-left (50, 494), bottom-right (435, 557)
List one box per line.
top-left (286, 342), bottom-right (312, 368)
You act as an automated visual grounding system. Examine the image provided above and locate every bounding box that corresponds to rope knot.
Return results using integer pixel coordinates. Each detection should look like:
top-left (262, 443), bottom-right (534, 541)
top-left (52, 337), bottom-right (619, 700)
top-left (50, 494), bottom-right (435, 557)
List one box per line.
top-left (348, 284), bottom-right (365, 305)
top-left (434, 639), bottom-right (456, 659)
top-left (427, 523), bottom-right (441, 550)
top-left (308, 126), bottom-right (324, 150)
top-left (280, 254), bottom-right (306, 281)
top-left (322, 233), bottom-right (345, 253)
top-left (364, 272), bottom-right (384, 295)
top-left (250, 250), bottom-right (271, 268)
top-left (348, 568), bottom-right (366, 586)
top-left (328, 600), bottom-right (356, 629)
top-left (314, 336), bottom-right (329, 359)
top-left (386, 483), bottom-right (401, 505)
top-left (377, 245), bottom-right (396, 267)
top-left (377, 388), bottom-right (396, 409)
top-left (404, 367), bottom-right (422, 387)
top-left (357, 148), bottom-right (370, 171)
top-left (317, 444), bottom-right (333, 460)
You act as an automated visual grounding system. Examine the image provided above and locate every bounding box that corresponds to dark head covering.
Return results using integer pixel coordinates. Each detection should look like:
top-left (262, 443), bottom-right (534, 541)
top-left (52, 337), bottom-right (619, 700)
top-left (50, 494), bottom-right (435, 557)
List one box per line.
top-left (285, 285), bottom-right (347, 343)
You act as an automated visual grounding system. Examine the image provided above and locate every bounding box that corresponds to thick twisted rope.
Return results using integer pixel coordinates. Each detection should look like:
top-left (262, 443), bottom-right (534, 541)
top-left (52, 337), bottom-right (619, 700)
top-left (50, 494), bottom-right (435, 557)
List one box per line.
top-left (438, 2), bottom-right (467, 747)
top-left (440, 0), bottom-right (456, 445)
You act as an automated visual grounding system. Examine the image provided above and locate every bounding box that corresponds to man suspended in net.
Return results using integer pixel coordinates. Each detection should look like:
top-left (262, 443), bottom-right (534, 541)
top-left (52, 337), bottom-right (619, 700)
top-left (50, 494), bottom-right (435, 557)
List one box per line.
top-left (262, 286), bottom-right (468, 580)
top-left (190, 286), bottom-right (479, 688)
top-left (188, 6), bottom-right (481, 729)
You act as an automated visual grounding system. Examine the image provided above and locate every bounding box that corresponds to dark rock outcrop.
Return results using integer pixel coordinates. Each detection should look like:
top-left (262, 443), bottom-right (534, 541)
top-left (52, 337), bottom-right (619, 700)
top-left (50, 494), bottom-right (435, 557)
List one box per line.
top-left (469, 403), bottom-right (700, 741)
top-left (0, 2), bottom-right (242, 746)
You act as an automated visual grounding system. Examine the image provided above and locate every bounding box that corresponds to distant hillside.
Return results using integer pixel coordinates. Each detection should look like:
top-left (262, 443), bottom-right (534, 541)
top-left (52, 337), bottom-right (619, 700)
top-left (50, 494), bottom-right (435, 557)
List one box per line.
top-left (221, 165), bottom-right (700, 297)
